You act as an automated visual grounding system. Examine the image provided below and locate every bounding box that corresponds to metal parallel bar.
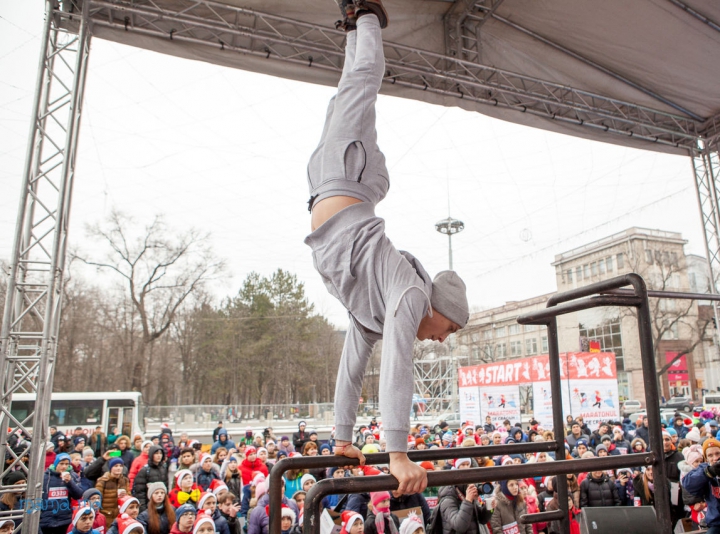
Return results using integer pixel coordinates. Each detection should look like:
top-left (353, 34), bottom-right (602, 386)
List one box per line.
top-left (519, 295), bottom-right (642, 324)
top-left (603, 288), bottom-right (720, 301)
top-left (518, 273), bottom-right (672, 533)
top-left (302, 454), bottom-right (655, 533)
top-left (268, 442), bottom-right (556, 534)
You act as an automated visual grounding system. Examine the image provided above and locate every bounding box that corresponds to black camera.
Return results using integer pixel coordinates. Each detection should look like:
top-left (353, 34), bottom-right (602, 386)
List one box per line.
top-left (476, 482), bottom-right (494, 495)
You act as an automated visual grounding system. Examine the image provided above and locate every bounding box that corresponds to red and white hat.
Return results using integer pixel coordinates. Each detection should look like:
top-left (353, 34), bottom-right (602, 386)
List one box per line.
top-left (72, 505), bottom-right (95, 527)
top-left (117, 513), bottom-right (144, 534)
top-left (200, 453), bottom-right (213, 465)
top-left (118, 495), bottom-right (139, 515)
top-left (265, 505), bottom-right (296, 525)
top-left (209, 479), bottom-right (228, 495)
top-left (339, 511), bottom-right (364, 534)
top-left (192, 510), bottom-right (215, 534)
top-left (175, 469), bottom-right (194, 484)
top-left (0, 520), bottom-right (14, 530)
top-left (197, 492), bottom-right (216, 510)
top-left (245, 446), bottom-right (257, 456)
top-left (399, 512), bottom-right (424, 534)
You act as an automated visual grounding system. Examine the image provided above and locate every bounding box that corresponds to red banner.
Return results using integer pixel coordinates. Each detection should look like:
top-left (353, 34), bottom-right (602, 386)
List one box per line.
top-left (666, 352), bottom-right (689, 382)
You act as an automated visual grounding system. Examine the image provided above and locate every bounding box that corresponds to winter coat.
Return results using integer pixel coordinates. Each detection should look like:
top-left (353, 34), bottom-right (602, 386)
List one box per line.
top-left (364, 511), bottom-right (400, 534)
top-left (220, 510), bottom-right (244, 534)
top-left (545, 497), bottom-right (580, 534)
top-left (45, 451), bottom-right (57, 470)
top-left (65, 510), bottom-right (107, 534)
top-left (437, 485), bottom-right (491, 534)
top-left (579, 474), bottom-right (620, 507)
top-left (129, 451), bottom-right (150, 488)
top-left (213, 507), bottom-right (232, 534)
top-left (225, 471), bottom-right (243, 502)
top-left (240, 458), bottom-right (269, 486)
top-left (196, 466), bottom-right (221, 491)
top-left (683, 463), bottom-right (720, 527)
top-left (169, 522), bottom-right (192, 534)
top-left (89, 433), bottom-right (108, 457)
top-left (634, 426), bottom-right (651, 450)
top-left (248, 494), bottom-right (300, 534)
top-left (134, 446), bottom-right (169, 511)
top-left (344, 493), bottom-right (370, 519)
top-left (138, 504), bottom-right (173, 534)
top-left (633, 474), bottom-right (655, 506)
top-left (611, 440), bottom-right (631, 455)
top-left (211, 430), bottom-right (236, 454)
top-left (39, 465), bottom-right (84, 529)
top-left (292, 430), bottom-right (308, 451)
top-left (96, 472), bottom-right (130, 524)
top-left (283, 474), bottom-right (302, 499)
top-left (489, 487), bottom-right (533, 534)
top-left (0, 499), bottom-right (23, 531)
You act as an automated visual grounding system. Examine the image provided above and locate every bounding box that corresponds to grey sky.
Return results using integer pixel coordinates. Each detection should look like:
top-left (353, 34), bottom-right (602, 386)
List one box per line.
top-left (0, 2), bottom-right (702, 329)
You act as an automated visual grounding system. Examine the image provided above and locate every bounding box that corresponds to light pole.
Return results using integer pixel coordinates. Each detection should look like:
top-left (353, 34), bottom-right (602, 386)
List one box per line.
top-left (434, 216), bottom-right (465, 413)
top-left (435, 217), bottom-right (465, 270)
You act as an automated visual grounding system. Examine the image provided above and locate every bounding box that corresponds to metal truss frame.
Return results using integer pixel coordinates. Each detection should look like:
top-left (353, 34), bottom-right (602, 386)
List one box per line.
top-left (81, 0), bottom-right (706, 150)
top-left (413, 355), bottom-right (462, 415)
top-left (0, 1), bottom-right (90, 533)
top-left (1, 2), bottom-right (720, 530)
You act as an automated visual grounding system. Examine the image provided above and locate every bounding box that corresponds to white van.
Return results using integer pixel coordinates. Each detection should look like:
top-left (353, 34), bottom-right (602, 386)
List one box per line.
top-left (703, 393), bottom-right (720, 411)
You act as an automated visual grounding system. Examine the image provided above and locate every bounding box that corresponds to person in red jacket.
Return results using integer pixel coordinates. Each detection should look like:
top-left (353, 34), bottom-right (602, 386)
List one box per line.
top-left (128, 441), bottom-right (152, 489)
top-left (240, 448), bottom-right (268, 486)
top-left (45, 442), bottom-right (57, 470)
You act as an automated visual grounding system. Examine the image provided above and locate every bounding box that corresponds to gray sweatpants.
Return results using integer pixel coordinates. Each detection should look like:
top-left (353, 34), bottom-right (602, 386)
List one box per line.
top-left (306, 14), bottom-right (390, 210)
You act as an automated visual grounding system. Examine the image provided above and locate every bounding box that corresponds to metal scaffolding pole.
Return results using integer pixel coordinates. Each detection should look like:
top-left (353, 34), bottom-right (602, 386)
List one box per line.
top-left (0, 2), bottom-right (91, 532)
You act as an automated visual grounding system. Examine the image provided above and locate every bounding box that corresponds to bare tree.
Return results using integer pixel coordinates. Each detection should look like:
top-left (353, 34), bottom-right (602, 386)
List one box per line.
top-left (75, 211), bottom-right (225, 392)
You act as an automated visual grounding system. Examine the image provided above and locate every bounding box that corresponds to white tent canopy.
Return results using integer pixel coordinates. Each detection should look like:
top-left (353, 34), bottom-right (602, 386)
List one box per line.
top-left (83, 0), bottom-right (720, 155)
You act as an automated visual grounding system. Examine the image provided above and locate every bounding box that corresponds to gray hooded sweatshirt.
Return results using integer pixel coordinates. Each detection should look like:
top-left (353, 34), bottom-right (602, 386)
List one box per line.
top-left (305, 202), bottom-right (432, 452)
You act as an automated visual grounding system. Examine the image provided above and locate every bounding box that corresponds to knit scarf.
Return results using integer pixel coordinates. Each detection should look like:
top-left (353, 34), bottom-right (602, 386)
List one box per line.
top-left (373, 508), bottom-right (397, 534)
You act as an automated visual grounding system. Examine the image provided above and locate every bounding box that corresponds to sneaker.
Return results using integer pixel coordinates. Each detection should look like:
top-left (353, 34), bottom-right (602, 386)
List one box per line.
top-left (334, 0), bottom-right (358, 32)
top-left (355, 0), bottom-right (389, 29)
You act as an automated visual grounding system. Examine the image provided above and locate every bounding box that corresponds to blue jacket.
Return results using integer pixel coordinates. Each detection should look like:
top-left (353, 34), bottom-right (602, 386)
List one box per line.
top-left (213, 507), bottom-right (232, 534)
top-left (39, 466), bottom-right (84, 528)
top-left (211, 430), bottom-right (236, 454)
top-left (683, 463), bottom-right (720, 527)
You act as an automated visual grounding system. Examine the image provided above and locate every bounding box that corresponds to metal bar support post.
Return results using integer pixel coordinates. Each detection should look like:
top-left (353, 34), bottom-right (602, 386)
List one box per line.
top-left (0, 2), bottom-right (91, 533)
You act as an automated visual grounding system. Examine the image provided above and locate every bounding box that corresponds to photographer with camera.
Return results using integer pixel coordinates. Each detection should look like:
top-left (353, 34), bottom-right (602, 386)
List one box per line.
top-left (436, 459), bottom-right (492, 534)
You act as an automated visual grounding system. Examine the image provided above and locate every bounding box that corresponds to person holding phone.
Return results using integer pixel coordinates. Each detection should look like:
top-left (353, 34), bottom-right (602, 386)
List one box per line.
top-left (40, 453), bottom-right (84, 534)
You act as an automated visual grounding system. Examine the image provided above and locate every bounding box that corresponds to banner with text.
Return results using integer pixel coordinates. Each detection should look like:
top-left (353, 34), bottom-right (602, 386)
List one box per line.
top-left (459, 352), bottom-right (618, 428)
top-left (459, 386), bottom-right (482, 428)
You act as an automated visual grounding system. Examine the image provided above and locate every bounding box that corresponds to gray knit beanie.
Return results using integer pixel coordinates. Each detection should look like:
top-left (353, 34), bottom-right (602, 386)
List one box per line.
top-left (147, 481), bottom-right (167, 498)
top-left (431, 271), bottom-right (469, 328)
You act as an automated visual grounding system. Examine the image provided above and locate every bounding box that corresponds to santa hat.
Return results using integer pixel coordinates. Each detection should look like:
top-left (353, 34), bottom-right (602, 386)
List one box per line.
top-left (209, 479), bottom-right (228, 495)
top-left (200, 453), bottom-right (213, 464)
top-left (251, 473), bottom-right (266, 487)
top-left (141, 440), bottom-right (153, 450)
top-left (339, 511), bottom-right (364, 534)
top-left (198, 492), bottom-right (216, 510)
top-left (419, 461), bottom-right (435, 471)
top-left (257, 447), bottom-right (267, 456)
top-left (175, 469), bottom-right (194, 484)
top-left (686, 428), bottom-right (701, 443)
top-left (281, 505), bottom-right (297, 524)
top-left (399, 512), bottom-right (425, 534)
top-left (453, 458), bottom-right (471, 469)
top-left (462, 425), bottom-right (474, 434)
top-left (117, 513), bottom-right (144, 534)
top-left (72, 505), bottom-right (95, 527)
top-left (192, 510), bottom-right (215, 534)
top-left (0, 521), bottom-right (14, 530)
top-left (501, 456), bottom-right (513, 466)
top-left (245, 446), bottom-right (257, 456)
top-left (118, 495), bottom-right (139, 515)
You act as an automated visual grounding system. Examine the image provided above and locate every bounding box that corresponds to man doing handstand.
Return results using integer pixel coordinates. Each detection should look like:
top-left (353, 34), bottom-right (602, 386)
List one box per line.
top-left (304, 0), bottom-right (470, 494)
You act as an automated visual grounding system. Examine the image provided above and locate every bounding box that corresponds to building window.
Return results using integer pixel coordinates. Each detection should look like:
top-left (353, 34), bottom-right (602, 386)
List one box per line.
top-left (566, 269), bottom-right (573, 283)
top-left (579, 318), bottom-right (624, 370)
top-left (661, 319), bottom-right (679, 340)
top-left (598, 259), bottom-right (606, 275)
top-left (645, 249), bottom-right (653, 264)
top-left (510, 341), bottom-right (522, 357)
top-left (497, 343), bottom-right (507, 359)
top-left (671, 252), bottom-right (678, 267)
top-left (471, 332), bottom-right (479, 342)
top-left (591, 262), bottom-right (598, 276)
top-left (472, 347), bottom-right (480, 360)
top-left (541, 336), bottom-right (548, 353)
top-left (617, 253), bottom-right (624, 269)
top-left (508, 324), bottom-right (520, 335)
top-left (483, 329), bottom-right (493, 340)
top-left (524, 324), bottom-right (538, 332)
top-left (606, 256), bottom-right (614, 272)
top-left (576, 266), bottom-right (582, 281)
top-left (495, 326), bottom-right (506, 337)
top-left (584, 264), bottom-right (591, 278)
top-left (526, 338), bottom-right (538, 355)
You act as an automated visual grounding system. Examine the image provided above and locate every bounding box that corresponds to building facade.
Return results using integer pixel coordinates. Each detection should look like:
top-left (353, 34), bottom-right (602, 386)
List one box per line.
top-left (458, 227), bottom-right (717, 405)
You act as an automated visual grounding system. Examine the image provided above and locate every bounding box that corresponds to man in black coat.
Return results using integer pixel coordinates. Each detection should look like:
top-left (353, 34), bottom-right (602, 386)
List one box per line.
top-left (133, 445), bottom-right (168, 511)
top-left (580, 471), bottom-right (620, 507)
top-left (662, 430), bottom-right (685, 526)
top-left (635, 416), bottom-right (651, 451)
top-left (292, 421), bottom-right (308, 451)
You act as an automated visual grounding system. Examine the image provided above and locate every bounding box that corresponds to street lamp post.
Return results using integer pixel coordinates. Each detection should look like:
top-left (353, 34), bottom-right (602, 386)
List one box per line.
top-left (435, 217), bottom-right (465, 270)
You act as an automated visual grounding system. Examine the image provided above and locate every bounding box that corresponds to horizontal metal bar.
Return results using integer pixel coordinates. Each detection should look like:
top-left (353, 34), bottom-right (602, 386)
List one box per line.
top-left (303, 453), bottom-right (655, 532)
top-left (520, 510), bottom-right (564, 524)
top-left (546, 273), bottom-right (647, 308)
top-left (604, 287), bottom-right (720, 301)
top-left (518, 295), bottom-right (642, 324)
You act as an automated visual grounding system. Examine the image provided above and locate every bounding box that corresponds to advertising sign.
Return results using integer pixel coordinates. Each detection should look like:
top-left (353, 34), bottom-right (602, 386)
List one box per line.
top-left (459, 386), bottom-right (481, 427)
top-left (481, 385), bottom-right (521, 429)
top-left (666, 351), bottom-right (689, 384)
